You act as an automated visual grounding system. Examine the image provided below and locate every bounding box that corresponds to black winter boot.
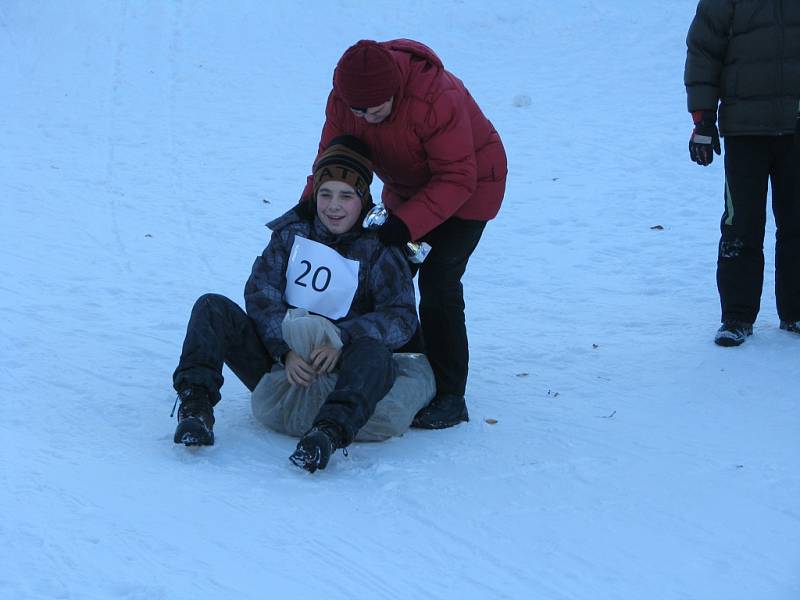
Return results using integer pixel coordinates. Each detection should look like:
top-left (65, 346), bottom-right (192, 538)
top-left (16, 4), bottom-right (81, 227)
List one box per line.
top-left (780, 320), bottom-right (800, 335)
top-left (714, 320), bottom-right (753, 347)
top-left (290, 422), bottom-right (345, 473)
top-left (173, 385), bottom-right (215, 446)
top-left (411, 394), bottom-right (469, 429)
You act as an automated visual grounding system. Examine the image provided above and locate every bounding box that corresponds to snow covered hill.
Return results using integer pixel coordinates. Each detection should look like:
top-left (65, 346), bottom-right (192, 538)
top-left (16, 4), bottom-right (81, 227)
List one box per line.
top-left (1, 1), bottom-right (798, 598)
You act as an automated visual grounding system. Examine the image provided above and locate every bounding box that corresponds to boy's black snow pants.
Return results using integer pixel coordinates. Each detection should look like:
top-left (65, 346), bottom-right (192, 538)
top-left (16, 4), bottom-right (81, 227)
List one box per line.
top-left (173, 294), bottom-right (273, 403)
top-left (717, 136), bottom-right (800, 324)
top-left (313, 337), bottom-right (396, 446)
top-left (173, 293), bottom-right (395, 444)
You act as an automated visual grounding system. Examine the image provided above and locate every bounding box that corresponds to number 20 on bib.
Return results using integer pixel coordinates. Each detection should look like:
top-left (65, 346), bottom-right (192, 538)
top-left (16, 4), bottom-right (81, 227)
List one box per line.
top-left (284, 236), bottom-right (360, 320)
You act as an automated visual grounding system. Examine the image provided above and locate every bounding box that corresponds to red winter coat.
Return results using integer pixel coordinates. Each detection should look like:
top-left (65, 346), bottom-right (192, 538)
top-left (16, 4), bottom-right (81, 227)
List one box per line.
top-left (301, 39), bottom-right (507, 241)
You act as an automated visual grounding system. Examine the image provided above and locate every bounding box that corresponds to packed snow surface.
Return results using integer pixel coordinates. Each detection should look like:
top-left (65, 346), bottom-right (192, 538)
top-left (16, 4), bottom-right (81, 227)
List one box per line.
top-left (1, 1), bottom-right (798, 598)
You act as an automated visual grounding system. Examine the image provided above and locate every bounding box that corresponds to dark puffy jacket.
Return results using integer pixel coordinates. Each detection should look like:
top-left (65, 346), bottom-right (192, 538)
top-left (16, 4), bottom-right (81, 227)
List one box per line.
top-left (244, 208), bottom-right (418, 361)
top-left (684, 0), bottom-right (800, 136)
top-left (301, 39), bottom-right (507, 241)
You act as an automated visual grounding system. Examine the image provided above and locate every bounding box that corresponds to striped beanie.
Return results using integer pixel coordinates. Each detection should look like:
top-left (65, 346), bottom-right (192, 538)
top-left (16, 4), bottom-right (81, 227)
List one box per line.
top-left (312, 135), bottom-right (374, 208)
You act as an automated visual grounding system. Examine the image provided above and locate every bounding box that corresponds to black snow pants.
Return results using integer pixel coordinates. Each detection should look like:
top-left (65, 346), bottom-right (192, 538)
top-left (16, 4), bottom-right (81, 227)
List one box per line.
top-left (408, 218), bottom-right (487, 399)
top-left (717, 136), bottom-right (800, 324)
top-left (172, 293), bottom-right (396, 444)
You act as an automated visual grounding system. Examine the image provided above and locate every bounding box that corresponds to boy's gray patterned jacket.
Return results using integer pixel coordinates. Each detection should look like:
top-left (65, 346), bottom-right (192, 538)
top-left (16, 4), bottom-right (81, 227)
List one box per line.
top-left (244, 207), bottom-right (418, 362)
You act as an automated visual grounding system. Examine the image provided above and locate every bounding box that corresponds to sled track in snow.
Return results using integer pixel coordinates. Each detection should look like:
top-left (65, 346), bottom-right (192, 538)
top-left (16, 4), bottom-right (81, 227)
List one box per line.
top-left (105, 0), bottom-right (133, 274)
top-left (167, 0), bottom-right (217, 278)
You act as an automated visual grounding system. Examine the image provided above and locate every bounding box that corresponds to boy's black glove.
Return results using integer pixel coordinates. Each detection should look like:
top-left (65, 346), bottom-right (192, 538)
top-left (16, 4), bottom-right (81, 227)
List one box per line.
top-left (378, 214), bottom-right (411, 246)
top-left (689, 110), bottom-right (721, 166)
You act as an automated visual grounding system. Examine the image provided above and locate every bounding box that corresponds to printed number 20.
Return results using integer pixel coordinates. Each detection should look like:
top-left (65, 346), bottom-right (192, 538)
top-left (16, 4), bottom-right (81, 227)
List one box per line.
top-left (294, 260), bottom-right (332, 292)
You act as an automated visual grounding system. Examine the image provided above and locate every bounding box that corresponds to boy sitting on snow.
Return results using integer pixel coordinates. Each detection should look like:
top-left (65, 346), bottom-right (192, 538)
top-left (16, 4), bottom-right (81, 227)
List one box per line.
top-left (171, 136), bottom-right (433, 473)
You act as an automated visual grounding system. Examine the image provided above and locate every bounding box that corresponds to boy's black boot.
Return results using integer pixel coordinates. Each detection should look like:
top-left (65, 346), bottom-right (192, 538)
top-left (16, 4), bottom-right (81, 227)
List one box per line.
top-left (411, 394), bottom-right (469, 430)
top-left (173, 385), bottom-right (215, 446)
top-left (290, 422), bottom-right (345, 473)
top-left (714, 320), bottom-right (753, 347)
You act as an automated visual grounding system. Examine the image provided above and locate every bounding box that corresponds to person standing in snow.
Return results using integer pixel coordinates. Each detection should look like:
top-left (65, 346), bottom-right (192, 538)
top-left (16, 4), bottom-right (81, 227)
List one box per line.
top-left (301, 39), bottom-right (507, 429)
top-left (684, 0), bottom-right (800, 347)
top-left (172, 136), bottom-right (420, 473)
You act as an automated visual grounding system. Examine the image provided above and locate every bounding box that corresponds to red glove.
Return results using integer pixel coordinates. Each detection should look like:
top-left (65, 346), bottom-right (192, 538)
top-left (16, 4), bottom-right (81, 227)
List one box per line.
top-left (689, 110), bottom-right (721, 166)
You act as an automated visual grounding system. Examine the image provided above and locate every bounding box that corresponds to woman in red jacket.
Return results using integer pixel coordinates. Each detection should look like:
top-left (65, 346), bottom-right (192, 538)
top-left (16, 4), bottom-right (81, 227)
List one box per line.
top-left (301, 39), bottom-right (507, 429)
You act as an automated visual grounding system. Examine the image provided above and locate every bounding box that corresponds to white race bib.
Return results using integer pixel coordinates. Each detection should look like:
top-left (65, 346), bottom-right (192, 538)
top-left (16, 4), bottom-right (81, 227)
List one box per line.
top-left (284, 236), bottom-right (360, 320)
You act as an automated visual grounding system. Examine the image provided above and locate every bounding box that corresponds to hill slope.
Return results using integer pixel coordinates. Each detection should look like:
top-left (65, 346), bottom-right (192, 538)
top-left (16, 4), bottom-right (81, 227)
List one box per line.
top-left (1, 1), bottom-right (798, 598)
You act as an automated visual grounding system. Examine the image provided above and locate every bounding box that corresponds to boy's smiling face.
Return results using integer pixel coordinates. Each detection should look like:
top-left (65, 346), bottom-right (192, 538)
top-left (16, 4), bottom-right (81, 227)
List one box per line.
top-left (316, 180), bottom-right (362, 234)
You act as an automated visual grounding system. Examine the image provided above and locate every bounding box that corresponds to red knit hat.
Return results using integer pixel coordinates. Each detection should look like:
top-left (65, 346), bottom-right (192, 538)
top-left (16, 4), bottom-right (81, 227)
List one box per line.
top-left (333, 40), bottom-right (401, 108)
